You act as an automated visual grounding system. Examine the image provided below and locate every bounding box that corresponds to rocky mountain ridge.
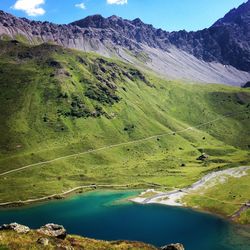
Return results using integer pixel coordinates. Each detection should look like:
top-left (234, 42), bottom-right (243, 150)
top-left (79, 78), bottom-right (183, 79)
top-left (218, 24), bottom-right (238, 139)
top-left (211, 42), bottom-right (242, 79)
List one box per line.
top-left (0, 1), bottom-right (250, 85)
top-left (71, 0), bottom-right (250, 73)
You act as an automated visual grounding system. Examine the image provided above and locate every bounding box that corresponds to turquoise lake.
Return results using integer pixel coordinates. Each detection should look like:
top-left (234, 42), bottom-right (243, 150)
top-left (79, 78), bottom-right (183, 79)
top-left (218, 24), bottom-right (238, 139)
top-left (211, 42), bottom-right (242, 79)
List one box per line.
top-left (0, 190), bottom-right (249, 250)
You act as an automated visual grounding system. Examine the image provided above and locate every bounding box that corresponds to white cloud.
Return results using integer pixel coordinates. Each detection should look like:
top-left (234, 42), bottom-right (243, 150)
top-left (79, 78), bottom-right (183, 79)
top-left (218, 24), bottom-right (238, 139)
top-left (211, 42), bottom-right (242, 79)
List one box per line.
top-left (107, 0), bottom-right (128, 5)
top-left (75, 3), bottom-right (86, 10)
top-left (12, 0), bottom-right (45, 16)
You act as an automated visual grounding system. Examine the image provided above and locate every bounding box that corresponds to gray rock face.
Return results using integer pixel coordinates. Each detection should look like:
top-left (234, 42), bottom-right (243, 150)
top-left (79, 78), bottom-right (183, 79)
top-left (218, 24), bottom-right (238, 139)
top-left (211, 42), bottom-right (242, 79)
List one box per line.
top-left (71, 1), bottom-right (250, 72)
top-left (170, 1), bottom-right (250, 72)
top-left (0, 223), bottom-right (30, 233)
top-left (243, 81), bottom-right (250, 88)
top-left (37, 223), bottom-right (67, 239)
top-left (161, 243), bottom-right (185, 250)
top-left (0, 1), bottom-right (249, 85)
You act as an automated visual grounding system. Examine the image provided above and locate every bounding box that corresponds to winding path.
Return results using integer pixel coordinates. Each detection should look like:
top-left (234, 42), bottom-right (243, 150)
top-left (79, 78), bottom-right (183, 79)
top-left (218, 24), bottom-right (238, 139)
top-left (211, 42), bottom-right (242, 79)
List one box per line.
top-left (0, 110), bottom-right (247, 177)
top-left (0, 183), bottom-right (153, 207)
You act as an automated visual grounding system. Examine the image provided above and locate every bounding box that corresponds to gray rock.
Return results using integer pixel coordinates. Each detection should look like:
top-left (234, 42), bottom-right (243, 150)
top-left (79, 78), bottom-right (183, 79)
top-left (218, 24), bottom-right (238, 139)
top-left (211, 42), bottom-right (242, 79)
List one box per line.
top-left (161, 243), bottom-right (185, 250)
top-left (37, 237), bottom-right (49, 246)
top-left (0, 223), bottom-right (30, 234)
top-left (37, 223), bottom-right (67, 239)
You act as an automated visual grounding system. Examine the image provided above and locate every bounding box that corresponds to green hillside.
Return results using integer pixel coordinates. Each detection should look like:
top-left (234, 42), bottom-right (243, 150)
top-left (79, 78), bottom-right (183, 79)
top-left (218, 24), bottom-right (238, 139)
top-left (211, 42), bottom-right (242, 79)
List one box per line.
top-left (0, 229), bottom-right (157, 250)
top-left (0, 40), bottom-right (249, 207)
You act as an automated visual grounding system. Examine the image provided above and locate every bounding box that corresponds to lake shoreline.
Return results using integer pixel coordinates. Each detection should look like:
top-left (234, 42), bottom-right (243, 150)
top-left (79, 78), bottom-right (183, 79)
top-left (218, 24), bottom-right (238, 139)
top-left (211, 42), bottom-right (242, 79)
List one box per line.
top-left (130, 166), bottom-right (250, 225)
top-left (0, 185), bottom-right (248, 227)
top-left (1, 166), bottom-right (249, 226)
top-left (1, 189), bottom-right (249, 250)
top-left (0, 184), bottom-right (147, 209)
top-left (130, 194), bottom-right (250, 227)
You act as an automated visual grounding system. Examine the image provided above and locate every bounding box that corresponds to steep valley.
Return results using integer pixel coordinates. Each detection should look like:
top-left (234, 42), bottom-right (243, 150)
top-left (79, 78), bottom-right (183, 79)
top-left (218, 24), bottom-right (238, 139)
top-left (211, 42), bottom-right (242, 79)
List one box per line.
top-left (0, 2), bottom-right (250, 248)
top-left (0, 41), bottom-right (249, 218)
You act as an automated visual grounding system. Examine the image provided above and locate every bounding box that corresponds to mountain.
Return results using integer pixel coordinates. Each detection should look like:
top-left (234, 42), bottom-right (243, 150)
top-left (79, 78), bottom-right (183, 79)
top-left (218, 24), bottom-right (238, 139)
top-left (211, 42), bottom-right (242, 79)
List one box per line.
top-left (0, 0), bottom-right (250, 85)
top-left (170, 0), bottom-right (250, 72)
top-left (72, 0), bottom-right (250, 73)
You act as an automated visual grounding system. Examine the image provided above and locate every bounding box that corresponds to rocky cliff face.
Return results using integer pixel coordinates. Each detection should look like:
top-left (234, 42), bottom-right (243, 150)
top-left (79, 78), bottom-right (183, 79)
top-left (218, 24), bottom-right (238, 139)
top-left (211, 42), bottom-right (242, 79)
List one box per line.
top-left (71, 15), bottom-right (171, 51)
top-left (170, 0), bottom-right (250, 72)
top-left (0, 0), bottom-right (250, 85)
top-left (71, 1), bottom-right (250, 72)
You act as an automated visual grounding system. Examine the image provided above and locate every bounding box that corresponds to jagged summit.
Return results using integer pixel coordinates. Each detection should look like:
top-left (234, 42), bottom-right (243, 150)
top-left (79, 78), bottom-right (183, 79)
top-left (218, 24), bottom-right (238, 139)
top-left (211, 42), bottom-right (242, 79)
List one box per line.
top-left (0, 0), bottom-right (250, 84)
top-left (71, 14), bottom-right (107, 28)
top-left (71, 14), bottom-right (154, 32)
top-left (132, 18), bottom-right (144, 25)
top-left (213, 0), bottom-right (250, 26)
top-left (70, 5), bottom-right (250, 72)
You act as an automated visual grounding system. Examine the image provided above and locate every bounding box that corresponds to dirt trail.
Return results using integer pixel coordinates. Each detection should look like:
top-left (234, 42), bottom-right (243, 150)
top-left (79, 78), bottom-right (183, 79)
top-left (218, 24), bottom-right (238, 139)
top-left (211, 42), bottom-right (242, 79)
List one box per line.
top-left (0, 183), bottom-right (153, 207)
top-left (0, 110), bottom-right (247, 177)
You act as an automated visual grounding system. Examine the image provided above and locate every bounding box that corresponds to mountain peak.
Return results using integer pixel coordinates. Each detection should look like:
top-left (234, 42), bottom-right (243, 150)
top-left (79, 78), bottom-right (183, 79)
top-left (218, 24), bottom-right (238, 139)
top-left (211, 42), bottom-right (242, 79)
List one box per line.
top-left (71, 14), bottom-right (107, 28)
top-left (212, 0), bottom-right (250, 26)
top-left (71, 15), bottom-right (150, 30)
top-left (108, 15), bottom-right (121, 21)
top-left (132, 18), bottom-right (143, 25)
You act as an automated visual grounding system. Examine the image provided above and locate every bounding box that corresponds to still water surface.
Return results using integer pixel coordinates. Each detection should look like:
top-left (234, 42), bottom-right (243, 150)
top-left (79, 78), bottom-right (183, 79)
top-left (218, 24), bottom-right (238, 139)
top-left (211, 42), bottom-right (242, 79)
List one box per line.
top-left (0, 191), bottom-right (249, 250)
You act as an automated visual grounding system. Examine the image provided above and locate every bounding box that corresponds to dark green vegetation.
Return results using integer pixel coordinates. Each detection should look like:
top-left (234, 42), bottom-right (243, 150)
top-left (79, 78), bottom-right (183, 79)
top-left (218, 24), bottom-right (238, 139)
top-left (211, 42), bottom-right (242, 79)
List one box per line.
top-left (0, 40), bottom-right (249, 218)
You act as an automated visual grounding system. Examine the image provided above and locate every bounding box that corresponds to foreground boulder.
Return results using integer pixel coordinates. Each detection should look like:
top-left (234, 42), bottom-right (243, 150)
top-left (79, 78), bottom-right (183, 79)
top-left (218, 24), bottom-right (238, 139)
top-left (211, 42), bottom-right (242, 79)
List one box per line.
top-left (37, 223), bottom-right (67, 239)
top-left (161, 243), bottom-right (185, 250)
top-left (0, 223), bottom-right (30, 233)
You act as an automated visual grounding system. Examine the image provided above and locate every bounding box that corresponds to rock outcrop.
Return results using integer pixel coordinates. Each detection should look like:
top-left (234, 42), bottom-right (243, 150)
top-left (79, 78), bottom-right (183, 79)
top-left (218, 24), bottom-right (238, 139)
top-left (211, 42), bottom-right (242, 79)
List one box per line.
top-left (37, 223), bottom-right (67, 239)
top-left (0, 223), bottom-right (30, 234)
top-left (161, 243), bottom-right (185, 250)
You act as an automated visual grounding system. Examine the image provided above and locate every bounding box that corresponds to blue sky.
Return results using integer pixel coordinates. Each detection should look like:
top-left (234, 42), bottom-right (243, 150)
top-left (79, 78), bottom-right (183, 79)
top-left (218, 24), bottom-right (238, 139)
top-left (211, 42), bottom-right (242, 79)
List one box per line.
top-left (0, 0), bottom-right (247, 31)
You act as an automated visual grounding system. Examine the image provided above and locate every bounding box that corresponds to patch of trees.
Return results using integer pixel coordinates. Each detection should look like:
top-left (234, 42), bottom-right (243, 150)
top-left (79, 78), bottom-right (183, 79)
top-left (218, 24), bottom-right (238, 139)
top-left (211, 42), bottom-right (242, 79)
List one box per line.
top-left (57, 95), bottom-right (106, 119)
top-left (85, 83), bottom-right (120, 105)
top-left (47, 59), bottom-right (62, 68)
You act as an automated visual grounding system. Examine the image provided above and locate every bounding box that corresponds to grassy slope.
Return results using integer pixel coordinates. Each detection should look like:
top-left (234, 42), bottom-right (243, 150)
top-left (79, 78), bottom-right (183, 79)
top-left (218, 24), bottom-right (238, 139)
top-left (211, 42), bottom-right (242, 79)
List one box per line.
top-left (0, 40), bottom-right (249, 219)
top-left (183, 169), bottom-right (250, 224)
top-left (0, 230), bottom-right (157, 250)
